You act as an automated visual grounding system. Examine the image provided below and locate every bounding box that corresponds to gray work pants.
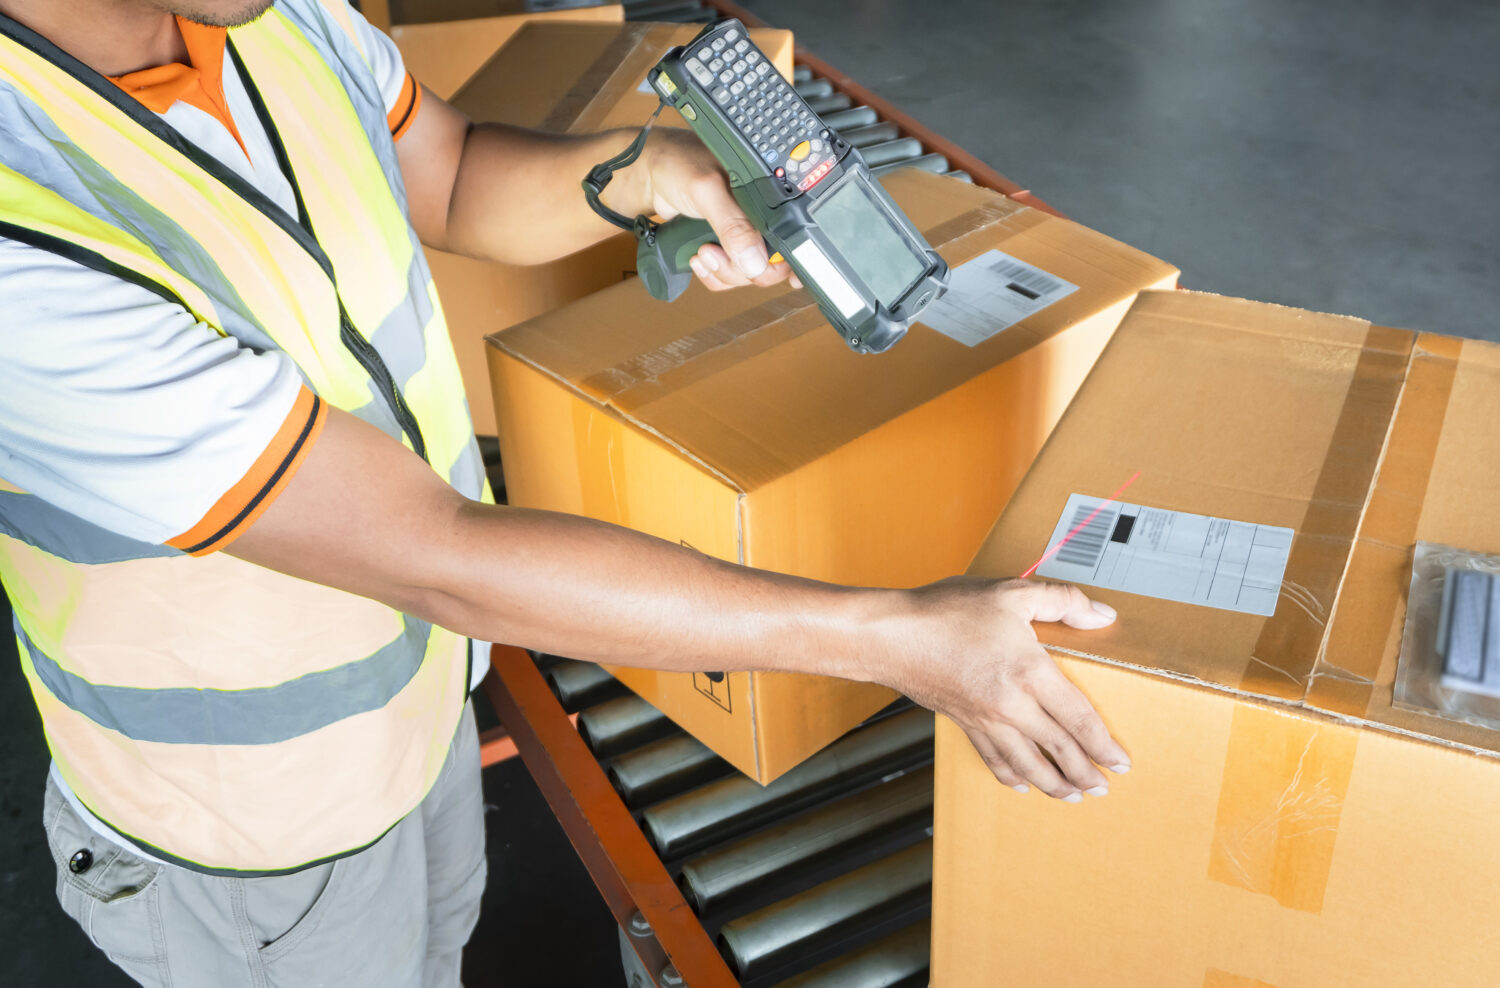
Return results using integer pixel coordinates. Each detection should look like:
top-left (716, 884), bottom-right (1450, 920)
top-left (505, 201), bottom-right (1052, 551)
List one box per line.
top-left (43, 701), bottom-right (487, 988)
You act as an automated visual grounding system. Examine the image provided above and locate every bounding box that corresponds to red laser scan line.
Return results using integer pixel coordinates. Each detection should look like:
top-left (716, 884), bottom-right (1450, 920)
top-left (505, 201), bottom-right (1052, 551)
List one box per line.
top-left (1020, 470), bottom-right (1142, 580)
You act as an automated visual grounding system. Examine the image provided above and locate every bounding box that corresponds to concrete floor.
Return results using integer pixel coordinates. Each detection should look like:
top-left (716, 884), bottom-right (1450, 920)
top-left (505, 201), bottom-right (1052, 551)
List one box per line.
top-left (4, 1), bottom-right (1498, 986)
top-left (744, 0), bottom-right (1500, 341)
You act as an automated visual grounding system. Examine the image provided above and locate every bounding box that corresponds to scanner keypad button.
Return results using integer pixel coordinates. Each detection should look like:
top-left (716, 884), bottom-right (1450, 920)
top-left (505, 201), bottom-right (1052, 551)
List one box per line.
top-left (713, 87), bottom-right (731, 103)
top-left (735, 39), bottom-right (750, 53)
top-left (730, 80), bottom-right (745, 95)
top-left (732, 59), bottom-right (747, 74)
top-left (686, 58), bottom-right (713, 86)
top-left (711, 38), bottom-right (727, 51)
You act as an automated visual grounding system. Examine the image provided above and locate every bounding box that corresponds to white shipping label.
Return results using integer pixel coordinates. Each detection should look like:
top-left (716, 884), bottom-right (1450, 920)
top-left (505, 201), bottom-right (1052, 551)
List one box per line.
top-left (1036, 493), bottom-right (1294, 616)
top-left (918, 249), bottom-right (1078, 346)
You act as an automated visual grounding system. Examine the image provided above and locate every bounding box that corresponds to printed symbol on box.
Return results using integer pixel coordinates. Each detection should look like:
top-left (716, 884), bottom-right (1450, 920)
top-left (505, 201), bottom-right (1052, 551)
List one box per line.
top-left (694, 671), bottom-right (732, 712)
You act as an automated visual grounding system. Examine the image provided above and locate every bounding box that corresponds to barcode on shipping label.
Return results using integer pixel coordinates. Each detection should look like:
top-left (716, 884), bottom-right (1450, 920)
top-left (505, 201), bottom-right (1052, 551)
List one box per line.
top-left (1036, 493), bottom-right (1294, 617)
top-left (917, 249), bottom-right (1078, 346)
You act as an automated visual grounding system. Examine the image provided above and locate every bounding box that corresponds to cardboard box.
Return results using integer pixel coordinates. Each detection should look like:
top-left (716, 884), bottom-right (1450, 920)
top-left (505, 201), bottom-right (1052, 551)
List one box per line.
top-left (389, 2), bottom-right (624, 101)
top-left (931, 291), bottom-right (1500, 987)
top-left (486, 169), bottom-right (1178, 782)
top-left (430, 21), bottom-right (796, 436)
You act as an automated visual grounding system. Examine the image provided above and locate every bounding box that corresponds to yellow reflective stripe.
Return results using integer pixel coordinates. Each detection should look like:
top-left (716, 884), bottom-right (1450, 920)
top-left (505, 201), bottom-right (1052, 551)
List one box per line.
top-left (0, 35), bottom-right (371, 411)
top-left (233, 11), bottom-right (415, 346)
top-left (0, 536), bottom-right (84, 655)
top-left (405, 291), bottom-right (475, 485)
top-left (0, 477), bottom-right (27, 494)
top-left (0, 163), bottom-right (223, 328)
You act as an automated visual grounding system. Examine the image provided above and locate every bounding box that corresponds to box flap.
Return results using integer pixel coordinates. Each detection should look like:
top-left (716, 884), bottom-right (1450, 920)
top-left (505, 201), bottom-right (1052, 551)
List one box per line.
top-left (1310, 333), bottom-right (1500, 755)
top-left (969, 290), bottom-right (1412, 699)
top-left (391, 0), bottom-right (611, 26)
top-left (449, 21), bottom-right (791, 134)
top-left (488, 170), bottom-right (1179, 491)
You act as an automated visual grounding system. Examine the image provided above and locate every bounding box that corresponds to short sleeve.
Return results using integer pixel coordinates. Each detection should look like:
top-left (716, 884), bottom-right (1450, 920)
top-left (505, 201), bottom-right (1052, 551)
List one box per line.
top-left (344, 2), bottom-right (423, 139)
top-left (0, 239), bottom-right (326, 555)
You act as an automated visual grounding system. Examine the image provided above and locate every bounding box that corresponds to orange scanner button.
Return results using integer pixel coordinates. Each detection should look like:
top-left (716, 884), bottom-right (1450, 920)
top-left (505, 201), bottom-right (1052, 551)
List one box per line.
top-left (768, 251), bottom-right (784, 264)
top-left (789, 140), bottom-right (811, 161)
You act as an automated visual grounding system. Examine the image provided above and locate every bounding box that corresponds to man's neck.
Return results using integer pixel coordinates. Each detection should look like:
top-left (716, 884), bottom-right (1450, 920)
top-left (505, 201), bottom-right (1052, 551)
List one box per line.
top-left (0, 0), bottom-right (188, 77)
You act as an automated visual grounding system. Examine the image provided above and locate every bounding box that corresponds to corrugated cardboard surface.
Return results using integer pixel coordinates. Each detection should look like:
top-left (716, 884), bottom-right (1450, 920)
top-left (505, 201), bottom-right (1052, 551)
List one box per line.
top-left (488, 172), bottom-right (1178, 781)
top-left (391, 3), bottom-right (623, 100)
top-left (428, 21), bottom-right (795, 436)
top-left (932, 292), bottom-right (1500, 986)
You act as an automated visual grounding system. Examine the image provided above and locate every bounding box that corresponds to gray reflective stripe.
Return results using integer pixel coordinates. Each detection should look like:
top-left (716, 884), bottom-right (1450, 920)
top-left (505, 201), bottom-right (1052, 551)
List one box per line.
top-left (448, 439), bottom-right (486, 500)
top-left (0, 93), bottom-right (282, 358)
top-left (368, 240), bottom-right (432, 390)
top-left (19, 613), bottom-right (432, 745)
top-left (0, 492), bottom-right (178, 564)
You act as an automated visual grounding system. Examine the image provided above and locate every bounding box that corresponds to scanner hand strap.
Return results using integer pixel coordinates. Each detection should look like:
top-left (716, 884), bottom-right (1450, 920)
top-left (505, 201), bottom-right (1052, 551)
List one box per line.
top-left (581, 102), bottom-right (668, 243)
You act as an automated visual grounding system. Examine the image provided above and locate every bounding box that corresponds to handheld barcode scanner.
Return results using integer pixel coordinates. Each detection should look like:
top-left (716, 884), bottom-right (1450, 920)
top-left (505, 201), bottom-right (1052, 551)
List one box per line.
top-left (582, 18), bottom-right (950, 354)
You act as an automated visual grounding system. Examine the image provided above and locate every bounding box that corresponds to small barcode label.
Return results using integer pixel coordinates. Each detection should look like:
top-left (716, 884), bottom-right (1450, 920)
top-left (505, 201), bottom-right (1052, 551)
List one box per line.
top-left (1036, 492), bottom-right (1295, 617)
top-left (1054, 502), bottom-right (1117, 569)
top-left (988, 255), bottom-right (1068, 300)
top-left (917, 249), bottom-right (1079, 347)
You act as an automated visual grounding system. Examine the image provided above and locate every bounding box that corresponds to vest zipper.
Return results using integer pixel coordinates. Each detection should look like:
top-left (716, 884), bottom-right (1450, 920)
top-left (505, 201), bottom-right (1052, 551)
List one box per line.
top-left (337, 302), bottom-right (427, 462)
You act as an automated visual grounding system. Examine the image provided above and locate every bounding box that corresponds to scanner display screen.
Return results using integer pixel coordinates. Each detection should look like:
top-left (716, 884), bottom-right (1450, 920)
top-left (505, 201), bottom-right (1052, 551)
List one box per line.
top-left (810, 177), bottom-right (927, 308)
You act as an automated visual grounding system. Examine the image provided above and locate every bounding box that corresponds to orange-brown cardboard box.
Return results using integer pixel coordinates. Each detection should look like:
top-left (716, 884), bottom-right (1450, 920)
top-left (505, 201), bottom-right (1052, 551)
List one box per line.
top-left (932, 290), bottom-right (1500, 987)
top-left (429, 21), bottom-right (795, 436)
top-left (386, 1), bottom-right (624, 100)
top-left (486, 169), bottom-right (1178, 782)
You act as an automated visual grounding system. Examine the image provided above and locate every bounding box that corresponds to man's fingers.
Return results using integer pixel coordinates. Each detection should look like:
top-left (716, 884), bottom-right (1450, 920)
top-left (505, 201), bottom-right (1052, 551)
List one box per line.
top-left (1012, 580), bottom-right (1116, 630)
top-left (689, 177), bottom-right (771, 282)
top-left (1031, 660), bottom-right (1132, 774)
top-left (989, 723), bottom-right (1079, 800)
top-left (694, 245), bottom-right (749, 287)
top-left (1007, 700), bottom-right (1109, 794)
top-left (967, 732), bottom-right (1030, 792)
top-left (688, 255), bottom-right (735, 292)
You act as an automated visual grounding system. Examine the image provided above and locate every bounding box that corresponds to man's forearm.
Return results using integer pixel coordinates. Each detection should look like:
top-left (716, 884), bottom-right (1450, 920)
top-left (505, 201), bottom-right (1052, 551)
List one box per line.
top-left (437, 123), bottom-right (653, 265)
top-left (410, 502), bottom-right (913, 683)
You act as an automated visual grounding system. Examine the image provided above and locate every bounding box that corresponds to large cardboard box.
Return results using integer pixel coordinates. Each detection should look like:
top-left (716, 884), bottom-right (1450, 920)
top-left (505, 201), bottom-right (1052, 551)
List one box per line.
top-left (931, 291), bottom-right (1500, 987)
top-left (486, 169), bottom-right (1178, 782)
top-left (430, 21), bottom-right (795, 435)
top-left (388, 2), bottom-right (624, 100)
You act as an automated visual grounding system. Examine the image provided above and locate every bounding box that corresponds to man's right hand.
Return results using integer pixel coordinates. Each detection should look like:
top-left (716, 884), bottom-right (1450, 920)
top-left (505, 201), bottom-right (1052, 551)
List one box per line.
top-left (875, 579), bottom-right (1131, 801)
top-left (229, 408), bottom-right (1128, 802)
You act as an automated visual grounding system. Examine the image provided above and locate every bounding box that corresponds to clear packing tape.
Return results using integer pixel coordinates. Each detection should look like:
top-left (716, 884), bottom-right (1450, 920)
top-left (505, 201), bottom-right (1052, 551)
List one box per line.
top-left (1396, 541), bottom-right (1500, 730)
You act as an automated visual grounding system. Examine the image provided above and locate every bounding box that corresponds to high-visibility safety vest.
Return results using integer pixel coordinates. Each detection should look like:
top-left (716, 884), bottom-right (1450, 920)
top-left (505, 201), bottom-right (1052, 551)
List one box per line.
top-left (0, 0), bottom-right (491, 874)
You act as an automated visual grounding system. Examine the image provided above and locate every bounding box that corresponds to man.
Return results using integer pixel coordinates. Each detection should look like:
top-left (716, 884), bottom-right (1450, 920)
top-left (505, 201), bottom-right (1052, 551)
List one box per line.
top-left (0, 0), bottom-right (1130, 984)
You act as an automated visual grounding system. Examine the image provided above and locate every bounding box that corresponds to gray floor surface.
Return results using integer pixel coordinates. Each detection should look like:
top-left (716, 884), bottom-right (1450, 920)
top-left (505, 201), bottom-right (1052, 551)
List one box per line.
top-left (4, 1), bottom-right (1498, 986)
top-left (744, 0), bottom-right (1500, 341)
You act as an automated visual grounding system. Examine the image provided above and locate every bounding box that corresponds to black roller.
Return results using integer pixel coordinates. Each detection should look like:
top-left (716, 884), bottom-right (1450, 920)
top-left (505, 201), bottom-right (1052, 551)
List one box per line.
top-left (642, 708), bottom-right (933, 859)
top-left (717, 838), bottom-right (933, 981)
top-left (576, 694), bottom-right (676, 760)
top-left (771, 918), bottom-right (930, 988)
top-left (678, 765), bottom-right (933, 913)
top-left (607, 733), bottom-right (734, 807)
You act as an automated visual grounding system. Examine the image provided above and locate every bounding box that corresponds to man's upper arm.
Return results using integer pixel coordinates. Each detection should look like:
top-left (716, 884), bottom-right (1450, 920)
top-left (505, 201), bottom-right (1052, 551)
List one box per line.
top-left (0, 241), bottom-right (323, 554)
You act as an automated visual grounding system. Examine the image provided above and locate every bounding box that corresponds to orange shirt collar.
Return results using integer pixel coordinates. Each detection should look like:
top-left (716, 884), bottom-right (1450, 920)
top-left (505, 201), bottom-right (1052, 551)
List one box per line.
top-left (108, 18), bottom-right (247, 156)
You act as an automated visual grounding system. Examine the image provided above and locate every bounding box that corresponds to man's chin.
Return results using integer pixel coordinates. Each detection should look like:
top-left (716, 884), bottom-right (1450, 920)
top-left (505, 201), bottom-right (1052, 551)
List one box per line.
top-left (167, 0), bottom-right (276, 29)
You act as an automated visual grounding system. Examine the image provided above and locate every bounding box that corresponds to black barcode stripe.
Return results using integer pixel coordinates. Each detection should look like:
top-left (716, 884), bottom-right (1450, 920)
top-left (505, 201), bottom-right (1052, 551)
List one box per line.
top-left (988, 257), bottom-right (1065, 296)
top-left (1056, 504), bottom-right (1116, 567)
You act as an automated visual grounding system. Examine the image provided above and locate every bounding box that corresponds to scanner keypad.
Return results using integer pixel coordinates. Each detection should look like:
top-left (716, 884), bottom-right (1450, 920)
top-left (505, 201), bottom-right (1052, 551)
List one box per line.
top-left (680, 25), bottom-right (837, 187)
